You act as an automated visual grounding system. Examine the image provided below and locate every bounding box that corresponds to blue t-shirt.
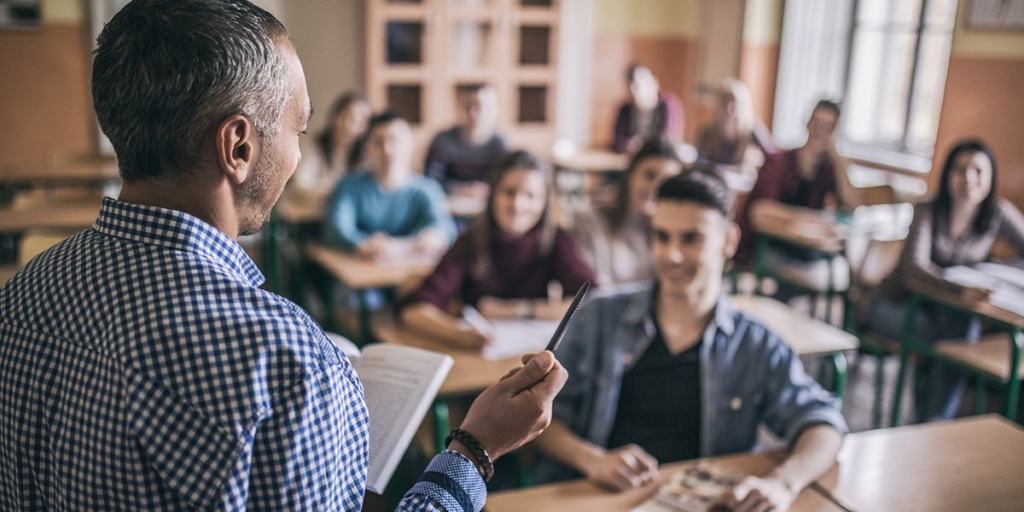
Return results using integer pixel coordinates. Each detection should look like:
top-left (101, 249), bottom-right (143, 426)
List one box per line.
top-left (323, 172), bottom-right (457, 250)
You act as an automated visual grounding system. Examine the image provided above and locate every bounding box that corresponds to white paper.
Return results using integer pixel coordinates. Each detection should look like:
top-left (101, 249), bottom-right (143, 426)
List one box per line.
top-left (481, 320), bottom-right (560, 360)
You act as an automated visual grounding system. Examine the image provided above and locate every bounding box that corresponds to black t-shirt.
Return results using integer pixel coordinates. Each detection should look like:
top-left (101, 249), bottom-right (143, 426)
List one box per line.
top-left (605, 321), bottom-right (701, 463)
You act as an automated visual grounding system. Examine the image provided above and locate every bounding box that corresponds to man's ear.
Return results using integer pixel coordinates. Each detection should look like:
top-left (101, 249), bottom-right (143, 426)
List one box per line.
top-left (215, 115), bottom-right (257, 185)
top-left (723, 221), bottom-right (741, 259)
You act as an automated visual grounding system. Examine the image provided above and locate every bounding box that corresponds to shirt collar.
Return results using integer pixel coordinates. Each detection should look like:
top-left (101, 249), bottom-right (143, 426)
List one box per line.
top-left (623, 283), bottom-right (737, 337)
top-left (92, 197), bottom-right (264, 287)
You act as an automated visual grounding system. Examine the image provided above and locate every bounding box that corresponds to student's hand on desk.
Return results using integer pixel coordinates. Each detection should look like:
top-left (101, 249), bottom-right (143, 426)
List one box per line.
top-left (414, 229), bottom-right (448, 257)
top-left (719, 475), bottom-right (797, 512)
top-left (458, 350), bottom-right (567, 464)
top-left (452, 324), bottom-right (493, 351)
top-left (583, 444), bottom-right (659, 491)
top-left (357, 233), bottom-right (392, 260)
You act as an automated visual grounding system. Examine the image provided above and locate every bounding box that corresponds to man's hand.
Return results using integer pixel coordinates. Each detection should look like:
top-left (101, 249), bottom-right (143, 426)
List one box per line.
top-left (458, 350), bottom-right (568, 461)
top-left (719, 475), bottom-right (797, 512)
top-left (582, 444), bottom-right (659, 491)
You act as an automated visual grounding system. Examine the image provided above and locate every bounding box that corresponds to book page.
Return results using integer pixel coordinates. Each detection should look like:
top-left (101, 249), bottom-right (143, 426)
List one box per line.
top-left (481, 319), bottom-right (559, 360)
top-left (353, 344), bottom-right (453, 493)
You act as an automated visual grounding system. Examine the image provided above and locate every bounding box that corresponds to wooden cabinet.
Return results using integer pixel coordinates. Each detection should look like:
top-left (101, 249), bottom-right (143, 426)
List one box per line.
top-left (366, 0), bottom-right (561, 161)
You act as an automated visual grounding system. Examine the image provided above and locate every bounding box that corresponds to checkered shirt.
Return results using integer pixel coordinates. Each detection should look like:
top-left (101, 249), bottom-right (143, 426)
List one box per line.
top-left (0, 197), bottom-right (485, 511)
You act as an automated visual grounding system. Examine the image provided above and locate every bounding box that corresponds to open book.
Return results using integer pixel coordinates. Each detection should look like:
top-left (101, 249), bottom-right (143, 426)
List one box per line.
top-left (327, 333), bottom-right (453, 494)
top-left (943, 263), bottom-right (1024, 317)
top-left (631, 464), bottom-right (744, 512)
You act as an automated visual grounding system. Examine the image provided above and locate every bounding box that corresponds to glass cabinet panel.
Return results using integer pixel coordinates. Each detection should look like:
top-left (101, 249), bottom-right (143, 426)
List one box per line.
top-left (387, 85), bottom-right (423, 123)
top-left (386, 21), bottom-right (424, 64)
top-left (519, 25), bottom-right (550, 65)
top-left (518, 85), bottom-right (547, 123)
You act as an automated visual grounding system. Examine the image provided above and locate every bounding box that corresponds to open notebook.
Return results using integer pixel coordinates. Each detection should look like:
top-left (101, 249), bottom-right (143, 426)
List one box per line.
top-left (327, 333), bottom-right (453, 494)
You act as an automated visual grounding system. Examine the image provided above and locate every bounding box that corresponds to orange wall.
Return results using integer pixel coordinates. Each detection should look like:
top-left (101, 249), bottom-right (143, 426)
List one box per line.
top-left (932, 55), bottom-right (1024, 207)
top-left (0, 23), bottom-right (93, 168)
top-left (739, 41), bottom-right (779, 129)
top-left (589, 34), bottom-right (701, 148)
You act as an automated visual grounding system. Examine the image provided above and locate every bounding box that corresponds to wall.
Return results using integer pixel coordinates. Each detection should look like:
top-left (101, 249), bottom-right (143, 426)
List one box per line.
top-left (590, 0), bottom-right (702, 147)
top-left (932, 1), bottom-right (1024, 207)
top-left (280, 0), bottom-right (366, 136)
top-left (0, 0), bottom-right (92, 168)
top-left (739, 0), bottom-right (783, 129)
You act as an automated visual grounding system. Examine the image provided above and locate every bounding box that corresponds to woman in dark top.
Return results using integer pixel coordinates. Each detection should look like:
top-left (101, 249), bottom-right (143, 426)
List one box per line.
top-left (867, 140), bottom-right (1024, 422)
top-left (401, 150), bottom-right (595, 350)
top-left (611, 64), bottom-right (684, 153)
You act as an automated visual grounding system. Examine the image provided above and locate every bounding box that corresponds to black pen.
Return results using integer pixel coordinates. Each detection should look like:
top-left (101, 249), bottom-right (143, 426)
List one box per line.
top-left (544, 281), bottom-right (590, 353)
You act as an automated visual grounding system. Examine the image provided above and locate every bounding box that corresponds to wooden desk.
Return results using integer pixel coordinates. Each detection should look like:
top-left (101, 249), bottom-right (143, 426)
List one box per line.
top-left (306, 243), bottom-right (437, 343)
top-left (0, 197), bottom-right (102, 233)
top-left (730, 295), bottom-right (858, 357)
top-left (815, 415), bottom-right (1024, 512)
top-left (485, 452), bottom-right (844, 512)
top-left (730, 294), bottom-right (857, 396)
top-left (275, 193), bottom-right (324, 225)
top-left (890, 276), bottom-right (1024, 424)
top-left (0, 160), bottom-right (121, 186)
top-left (552, 149), bottom-right (629, 174)
top-left (374, 325), bottom-right (523, 398)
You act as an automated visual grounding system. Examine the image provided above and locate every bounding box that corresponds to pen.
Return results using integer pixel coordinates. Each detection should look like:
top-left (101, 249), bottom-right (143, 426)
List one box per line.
top-left (545, 281), bottom-right (590, 353)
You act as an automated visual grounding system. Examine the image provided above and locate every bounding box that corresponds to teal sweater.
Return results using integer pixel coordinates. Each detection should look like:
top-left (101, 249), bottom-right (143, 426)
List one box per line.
top-left (323, 172), bottom-right (457, 251)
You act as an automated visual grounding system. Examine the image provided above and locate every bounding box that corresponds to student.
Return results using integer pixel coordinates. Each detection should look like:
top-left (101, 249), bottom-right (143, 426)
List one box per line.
top-left (324, 112), bottom-right (457, 261)
top-left (287, 91), bottom-right (371, 203)
top-left (867, 140), bottom-right (1024, 422)
top-left (0, 1), bottom-right (567, 510)
top-left (736, 99), bottom-right (860, 293)
top-left (696, 79), bottom-right (776, 176)
top-left (424, 84), bottom-right (509, 199)
top-left (569, 137), bottom-right (683, 287)
top-left (401, 150), bottom-right (595, 350)
top-left (533, 171), bottom-right (846, 512)
top-left (611, 63), bottom-right (684, 153)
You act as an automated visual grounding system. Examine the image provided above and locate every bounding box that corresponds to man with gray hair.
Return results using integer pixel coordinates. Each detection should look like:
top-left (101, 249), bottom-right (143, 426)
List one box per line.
top-left (0, 1), bottom-right (566, 510)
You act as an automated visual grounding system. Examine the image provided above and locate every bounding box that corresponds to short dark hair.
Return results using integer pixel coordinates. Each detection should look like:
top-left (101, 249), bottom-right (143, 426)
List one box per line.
top-left (626, 62), bottom-right (651, 83)
top-left (606, 136), bottom-right (682, 229)
top-left (656, 169), bottom-right (734, 218)
top-left (813, 99), bottom-right (841, 119)
top-left (365, 111), bottom-right (406, 135)
top-left (935, 139), bottom-right (999, 232)
top-left (92, 0), bottom-right (290, 182)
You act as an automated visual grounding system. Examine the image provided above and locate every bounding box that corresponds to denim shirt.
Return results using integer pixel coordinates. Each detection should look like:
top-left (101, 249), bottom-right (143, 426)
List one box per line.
top-left (534, 286), bottom-right (848, 483)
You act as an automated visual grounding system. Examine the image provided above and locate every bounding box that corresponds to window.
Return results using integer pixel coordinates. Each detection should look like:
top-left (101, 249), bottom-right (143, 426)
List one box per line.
top-left (774, 0), bottom-right (958, 172)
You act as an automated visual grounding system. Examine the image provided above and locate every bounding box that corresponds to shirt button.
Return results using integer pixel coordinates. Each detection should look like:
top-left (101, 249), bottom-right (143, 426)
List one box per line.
top-left (730, 397), bottom-right (743, 410)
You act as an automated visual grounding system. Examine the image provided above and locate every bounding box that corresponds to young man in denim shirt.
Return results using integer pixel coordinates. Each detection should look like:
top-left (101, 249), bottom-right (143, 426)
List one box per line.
top-left (534, 171), bottom-right (846, 512)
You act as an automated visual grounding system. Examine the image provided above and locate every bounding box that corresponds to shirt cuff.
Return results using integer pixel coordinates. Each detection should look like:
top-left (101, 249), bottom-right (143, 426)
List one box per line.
top-left (403, 449), bottom-right (487, 512)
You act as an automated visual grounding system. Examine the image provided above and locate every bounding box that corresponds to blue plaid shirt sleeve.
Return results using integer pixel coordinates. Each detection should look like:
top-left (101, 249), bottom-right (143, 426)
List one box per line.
top-left (400, 450), bottom-right (487, 512)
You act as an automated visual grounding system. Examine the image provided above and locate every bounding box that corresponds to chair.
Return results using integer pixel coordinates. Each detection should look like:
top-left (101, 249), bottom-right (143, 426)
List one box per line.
top-left (846, 237), bottom-right (905, 428)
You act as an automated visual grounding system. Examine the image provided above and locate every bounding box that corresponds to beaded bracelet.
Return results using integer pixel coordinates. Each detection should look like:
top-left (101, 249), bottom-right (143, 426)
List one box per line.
top-left (444, 428), bottom-right (495, 482)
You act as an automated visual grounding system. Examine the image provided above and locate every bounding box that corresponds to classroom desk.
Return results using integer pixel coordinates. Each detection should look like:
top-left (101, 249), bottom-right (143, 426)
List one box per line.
top-left (306, 243), bottom-right (437, 343)
top-left (815, 415), bottom-right (1024, 512)
top-left (0, 197), bottom-right (102, 233)
top-left (731, 294), bottom-right (859, 396)
top-left (0, 160), bottom-right (120, 186)
top-left (890, 276), bottom-right (1024, 424)
top-left (551, 149), bottom-right (630, 174)
top-left (485, 452), bottom-right (845, 512)
top-left (374, 325), bottom-right (524, 398)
